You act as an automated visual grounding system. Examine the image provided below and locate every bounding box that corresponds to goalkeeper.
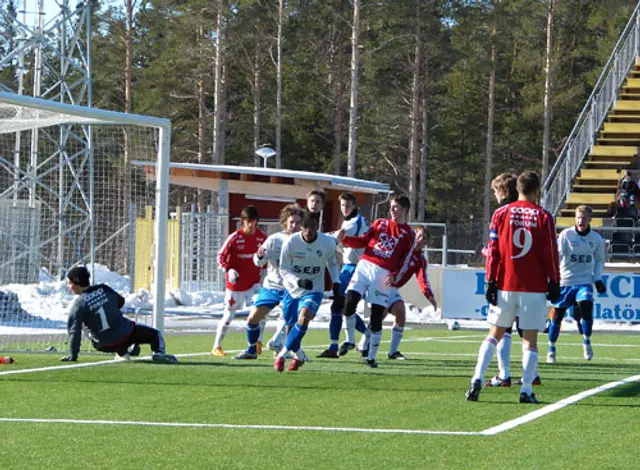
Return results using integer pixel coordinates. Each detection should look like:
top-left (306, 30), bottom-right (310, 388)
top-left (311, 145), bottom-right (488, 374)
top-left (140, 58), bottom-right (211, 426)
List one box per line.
top-left (61, 266), bottom-right (178, 364)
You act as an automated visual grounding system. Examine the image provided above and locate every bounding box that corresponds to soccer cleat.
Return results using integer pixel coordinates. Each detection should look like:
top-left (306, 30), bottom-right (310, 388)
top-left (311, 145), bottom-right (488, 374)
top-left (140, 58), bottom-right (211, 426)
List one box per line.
top-left (359, 348), bottom-right (369, 359)
top-left (128, 343), bottom-right (141, 357)
top-left (287, 358), bottom-right (304, 371)
top-left (465, 379), bottom-right (482, 401)
top-left (317, 349), bottom-right (339, 358)
top-left (274, 356), bottom-right (285, 372)
top-left (339, 342), bottom-right (356, 356)
top-left (297, 348), bottom-right (311, 363)
top-left (387, 351), bottom-right (406, 360)
top-left (546, 351), bottom-right (556, 364)
top-left (267, 339), bottom-right (282, 353)
top-left (114, 353), bottom-right (131, 361)
top-left (152, 353), bottom-right (179, 364)
top-left (234, 351), bottom-right (258, 360)
top-left (256, 341), bottom-right (263, 355)
top-left (519, 392), bottom-right (541, 404)
top-left (211, 347), bottom-right (226, 357)
top-left (484, 376), bottom-right (511, 387)
top-left (514, 375), bottom-right (541, 386)
top-left (366, 359), bottom-right (378, 368)
top-left (583, 343), bottom-right (593, 361)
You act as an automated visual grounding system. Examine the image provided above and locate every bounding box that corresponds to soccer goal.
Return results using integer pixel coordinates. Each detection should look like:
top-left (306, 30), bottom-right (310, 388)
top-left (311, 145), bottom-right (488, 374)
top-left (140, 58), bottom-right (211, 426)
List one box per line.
top-left (0, 91), bottom-right (171, 353)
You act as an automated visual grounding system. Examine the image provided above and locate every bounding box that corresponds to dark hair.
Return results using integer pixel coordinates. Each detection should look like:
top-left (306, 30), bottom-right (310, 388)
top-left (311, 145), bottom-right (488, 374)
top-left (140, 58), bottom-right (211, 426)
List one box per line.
top-left (516, 171), bottom-right (541, 197)
top-left (301, 210), bottom-right (320, 228)
top-left (279, 204), bottom-right (303, 229)
top-left (339, 192), bottom-right (357, 205)
top-left (67, 266), bottom-right (90, 287)
top-left (491, 173), bottom-right (518, 203)
top-left (391, 194), bottom-right (411, 210)
top-left (240, 205), bottom-right (259, 221)
top-left (306, 189), bottom-right (327, 205)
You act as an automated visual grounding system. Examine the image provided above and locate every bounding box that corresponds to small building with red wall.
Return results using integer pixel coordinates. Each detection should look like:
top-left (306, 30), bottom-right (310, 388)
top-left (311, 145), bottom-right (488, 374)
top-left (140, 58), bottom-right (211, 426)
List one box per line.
top-left (135, 162), bottom-right (392, 234)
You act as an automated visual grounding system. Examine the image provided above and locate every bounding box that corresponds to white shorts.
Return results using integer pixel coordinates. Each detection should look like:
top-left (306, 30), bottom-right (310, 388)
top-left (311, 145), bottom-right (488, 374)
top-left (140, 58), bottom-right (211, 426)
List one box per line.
top-left (387, 288), bottom-right (403, 309)
top-left (487, 290), bottom-right (547, 331)
top-left (224, 283), bottom-right (261, 311)
top-left (347, 259), bottom-right (392, 307)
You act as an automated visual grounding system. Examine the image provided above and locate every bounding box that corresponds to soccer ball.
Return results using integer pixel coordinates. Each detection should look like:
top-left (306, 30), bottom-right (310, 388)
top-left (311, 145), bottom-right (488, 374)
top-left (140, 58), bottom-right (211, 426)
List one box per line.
top-left (447, 320), bottom-right (460, 331)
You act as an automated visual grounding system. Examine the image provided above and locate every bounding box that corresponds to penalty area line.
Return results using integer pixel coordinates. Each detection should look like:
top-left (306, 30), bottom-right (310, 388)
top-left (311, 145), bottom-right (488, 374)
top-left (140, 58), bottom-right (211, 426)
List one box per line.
top-left (0, 417), bottom-right (481, 436)
top-left (480, 373), bottom-right (640, 436)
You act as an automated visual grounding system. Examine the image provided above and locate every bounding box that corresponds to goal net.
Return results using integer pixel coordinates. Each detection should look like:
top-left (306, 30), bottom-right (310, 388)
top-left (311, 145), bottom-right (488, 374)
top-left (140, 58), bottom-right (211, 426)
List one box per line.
top-left (0, 92), bottom-right (171, 353)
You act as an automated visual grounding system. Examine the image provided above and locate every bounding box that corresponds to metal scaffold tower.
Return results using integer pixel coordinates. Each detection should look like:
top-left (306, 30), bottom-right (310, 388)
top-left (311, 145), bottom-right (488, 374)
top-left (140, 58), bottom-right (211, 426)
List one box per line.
top-left (0, 1), bottom-right (93, 281)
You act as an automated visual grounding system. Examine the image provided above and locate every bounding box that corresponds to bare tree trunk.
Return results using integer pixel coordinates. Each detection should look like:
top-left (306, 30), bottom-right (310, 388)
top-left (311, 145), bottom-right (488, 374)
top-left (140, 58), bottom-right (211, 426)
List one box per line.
top-left (408, 15), bottom-right (421, 220)
top-left (275, 0), bottom-right (284, 168)
top-left (483, 17), bottom-right (497, 241)
top-left (347, 0), bottom-right (360, 178)
top-left (220, 55), bottom-right (228, 165)
top-left (197, 22), bottom-right (206, 211)
top-left (213, 0), bottom-right (225, 166)
top-left (123, 0), bottom-right (135, 272)
top-left (211, 0), bottom-right (225, 211)
top-left (542, 0), bottom-right (554, 183)
top-left (333, 43), bottom-right (345, 175)
top-left (419, 56), bottom-right (429, 222)
top-left (253, 19), bottom-right (262, 167)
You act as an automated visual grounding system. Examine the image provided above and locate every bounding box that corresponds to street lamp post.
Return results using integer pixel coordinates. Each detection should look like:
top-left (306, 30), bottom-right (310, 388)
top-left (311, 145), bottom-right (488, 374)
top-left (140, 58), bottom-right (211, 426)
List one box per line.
top-left (255, 146), bottom-right (276, 168)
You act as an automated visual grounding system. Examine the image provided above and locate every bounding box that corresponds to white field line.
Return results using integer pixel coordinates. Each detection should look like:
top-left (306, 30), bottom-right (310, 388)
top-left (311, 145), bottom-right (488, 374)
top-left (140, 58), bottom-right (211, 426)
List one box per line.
top-left (479, 373), bottom-right (640, 436)
top-left (0, 417), bottom-right (481, 436)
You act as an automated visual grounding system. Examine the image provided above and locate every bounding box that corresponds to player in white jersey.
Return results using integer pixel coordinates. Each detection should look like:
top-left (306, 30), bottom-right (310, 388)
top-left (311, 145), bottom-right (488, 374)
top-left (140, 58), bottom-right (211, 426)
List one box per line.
top-left (547, 205), bottom-right (606, 363)
top-left (274, 210), bottom-right (340, 372)
top-left (234, 204), bottom-right (303, 360)
top-left (318, 192), bottom-right (369, 358)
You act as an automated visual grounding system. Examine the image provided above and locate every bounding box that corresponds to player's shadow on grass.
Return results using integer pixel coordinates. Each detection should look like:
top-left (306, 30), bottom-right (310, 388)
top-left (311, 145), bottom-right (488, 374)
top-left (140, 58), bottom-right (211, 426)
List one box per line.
top-left (605, 381), bottom-right (640, 398)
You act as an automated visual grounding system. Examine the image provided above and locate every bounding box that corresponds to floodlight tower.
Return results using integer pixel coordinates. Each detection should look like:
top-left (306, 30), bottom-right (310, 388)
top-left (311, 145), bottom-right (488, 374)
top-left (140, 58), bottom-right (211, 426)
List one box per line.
top-left (0, 0), bottom-right (93, 279)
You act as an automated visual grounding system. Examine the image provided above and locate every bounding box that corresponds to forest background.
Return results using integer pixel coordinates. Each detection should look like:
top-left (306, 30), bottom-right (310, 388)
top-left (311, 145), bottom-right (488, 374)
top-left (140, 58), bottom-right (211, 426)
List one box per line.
top-left (1, 0), bottom-right (637, 251)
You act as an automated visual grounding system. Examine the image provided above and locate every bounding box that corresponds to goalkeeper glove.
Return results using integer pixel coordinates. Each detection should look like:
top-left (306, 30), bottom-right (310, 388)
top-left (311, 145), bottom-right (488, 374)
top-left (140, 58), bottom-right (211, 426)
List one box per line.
top-left (485, 281), bottom-right (498, 306)
top-left (297, 279), bottom-right (313, 290)
top-left (595, 280), bottom-right (606, 294)
top-left (546, 281), bottom-right (561, 303)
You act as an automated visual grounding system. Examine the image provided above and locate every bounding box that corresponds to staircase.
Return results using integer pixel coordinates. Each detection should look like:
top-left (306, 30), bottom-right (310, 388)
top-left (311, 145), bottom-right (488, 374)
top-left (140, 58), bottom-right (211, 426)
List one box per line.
top-left (545, 2), bottom-right (640, 227)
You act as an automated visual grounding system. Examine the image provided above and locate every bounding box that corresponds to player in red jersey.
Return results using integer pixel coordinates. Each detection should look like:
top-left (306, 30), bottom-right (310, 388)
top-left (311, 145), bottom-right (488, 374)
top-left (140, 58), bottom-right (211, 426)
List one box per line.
top-left (466, 171), bottom-right (560, 404)
top-left (212, 206), bottom-right (267, 356)
top-left (358, 226), bottom-right (437, 360)
top-left (337, 194), bottom-right (415, 368)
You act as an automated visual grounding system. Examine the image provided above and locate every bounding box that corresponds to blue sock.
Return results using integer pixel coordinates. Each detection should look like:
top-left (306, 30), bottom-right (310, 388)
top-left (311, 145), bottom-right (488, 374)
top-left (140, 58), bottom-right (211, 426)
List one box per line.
top-left (285, 324), bottom-right (308, 353)
top-left (329, 312), bottom-right (342, 351)
top-left (246, 323), bottom-right (260, 354)
top-left (580, 319), bottom-right (593, 339)
top-left (355, 314), bottom-right (366, 334)
top-left (548, 319), bottom-right (561, 345)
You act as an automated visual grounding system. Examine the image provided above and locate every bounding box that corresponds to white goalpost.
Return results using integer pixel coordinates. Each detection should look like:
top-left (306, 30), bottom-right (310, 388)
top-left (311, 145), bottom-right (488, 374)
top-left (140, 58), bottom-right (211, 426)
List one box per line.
top-left (0, 91), bottom-right (171, 352)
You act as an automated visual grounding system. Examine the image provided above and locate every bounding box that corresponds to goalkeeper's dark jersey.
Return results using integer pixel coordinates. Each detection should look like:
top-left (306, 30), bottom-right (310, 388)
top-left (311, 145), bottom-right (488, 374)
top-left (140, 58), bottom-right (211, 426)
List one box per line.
top-left (67, 284), bottom-right (133, 359)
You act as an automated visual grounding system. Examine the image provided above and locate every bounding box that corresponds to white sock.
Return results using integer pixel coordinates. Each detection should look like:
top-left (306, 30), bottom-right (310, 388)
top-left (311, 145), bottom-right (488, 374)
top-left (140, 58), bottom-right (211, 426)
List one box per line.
top-left (358, 326), bottom-right (371, 351)
top-left (258, 319), bottom-right (266, 343)
top-left (270, 318), bottom-right (286, 345)
top-left (368, 331), bottom-right (383, 361)
top-left (214, 310), bottom-right (235, 348)
top-left (471, 337), bottom-right (498, 383)
top-left (277, 345), bottom-right (289, 359)
top-left (497, 332), bottom-right (512, 379)
top-left (388, 326), bottom-right (404, 355)
top-left (520, 347), bottom-right (539, 395)
top-left (345, 315), bottom-right (357, 344)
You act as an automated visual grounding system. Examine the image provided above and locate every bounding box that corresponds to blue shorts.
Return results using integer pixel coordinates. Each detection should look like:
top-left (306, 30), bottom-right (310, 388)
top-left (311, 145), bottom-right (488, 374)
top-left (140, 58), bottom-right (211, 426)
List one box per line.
top-left (553, 284), bottom-right (593, 309)
top-left (281, 291), bottom-right (324, 326)
top-left (253, 288), bottom-right (285, 309)
top-left (338, 264), bottom-right (357, 296)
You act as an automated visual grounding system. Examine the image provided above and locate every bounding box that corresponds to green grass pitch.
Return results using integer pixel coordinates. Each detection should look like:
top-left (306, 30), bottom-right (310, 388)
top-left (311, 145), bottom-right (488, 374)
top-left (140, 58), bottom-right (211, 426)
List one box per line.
top-left (1, 328), bottom-right (639, 469)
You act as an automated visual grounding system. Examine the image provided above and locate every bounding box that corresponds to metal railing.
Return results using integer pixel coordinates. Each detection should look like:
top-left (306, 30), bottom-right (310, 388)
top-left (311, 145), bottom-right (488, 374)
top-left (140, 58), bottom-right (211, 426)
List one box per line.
top-left (542, 2), bottom-right (640, 215)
